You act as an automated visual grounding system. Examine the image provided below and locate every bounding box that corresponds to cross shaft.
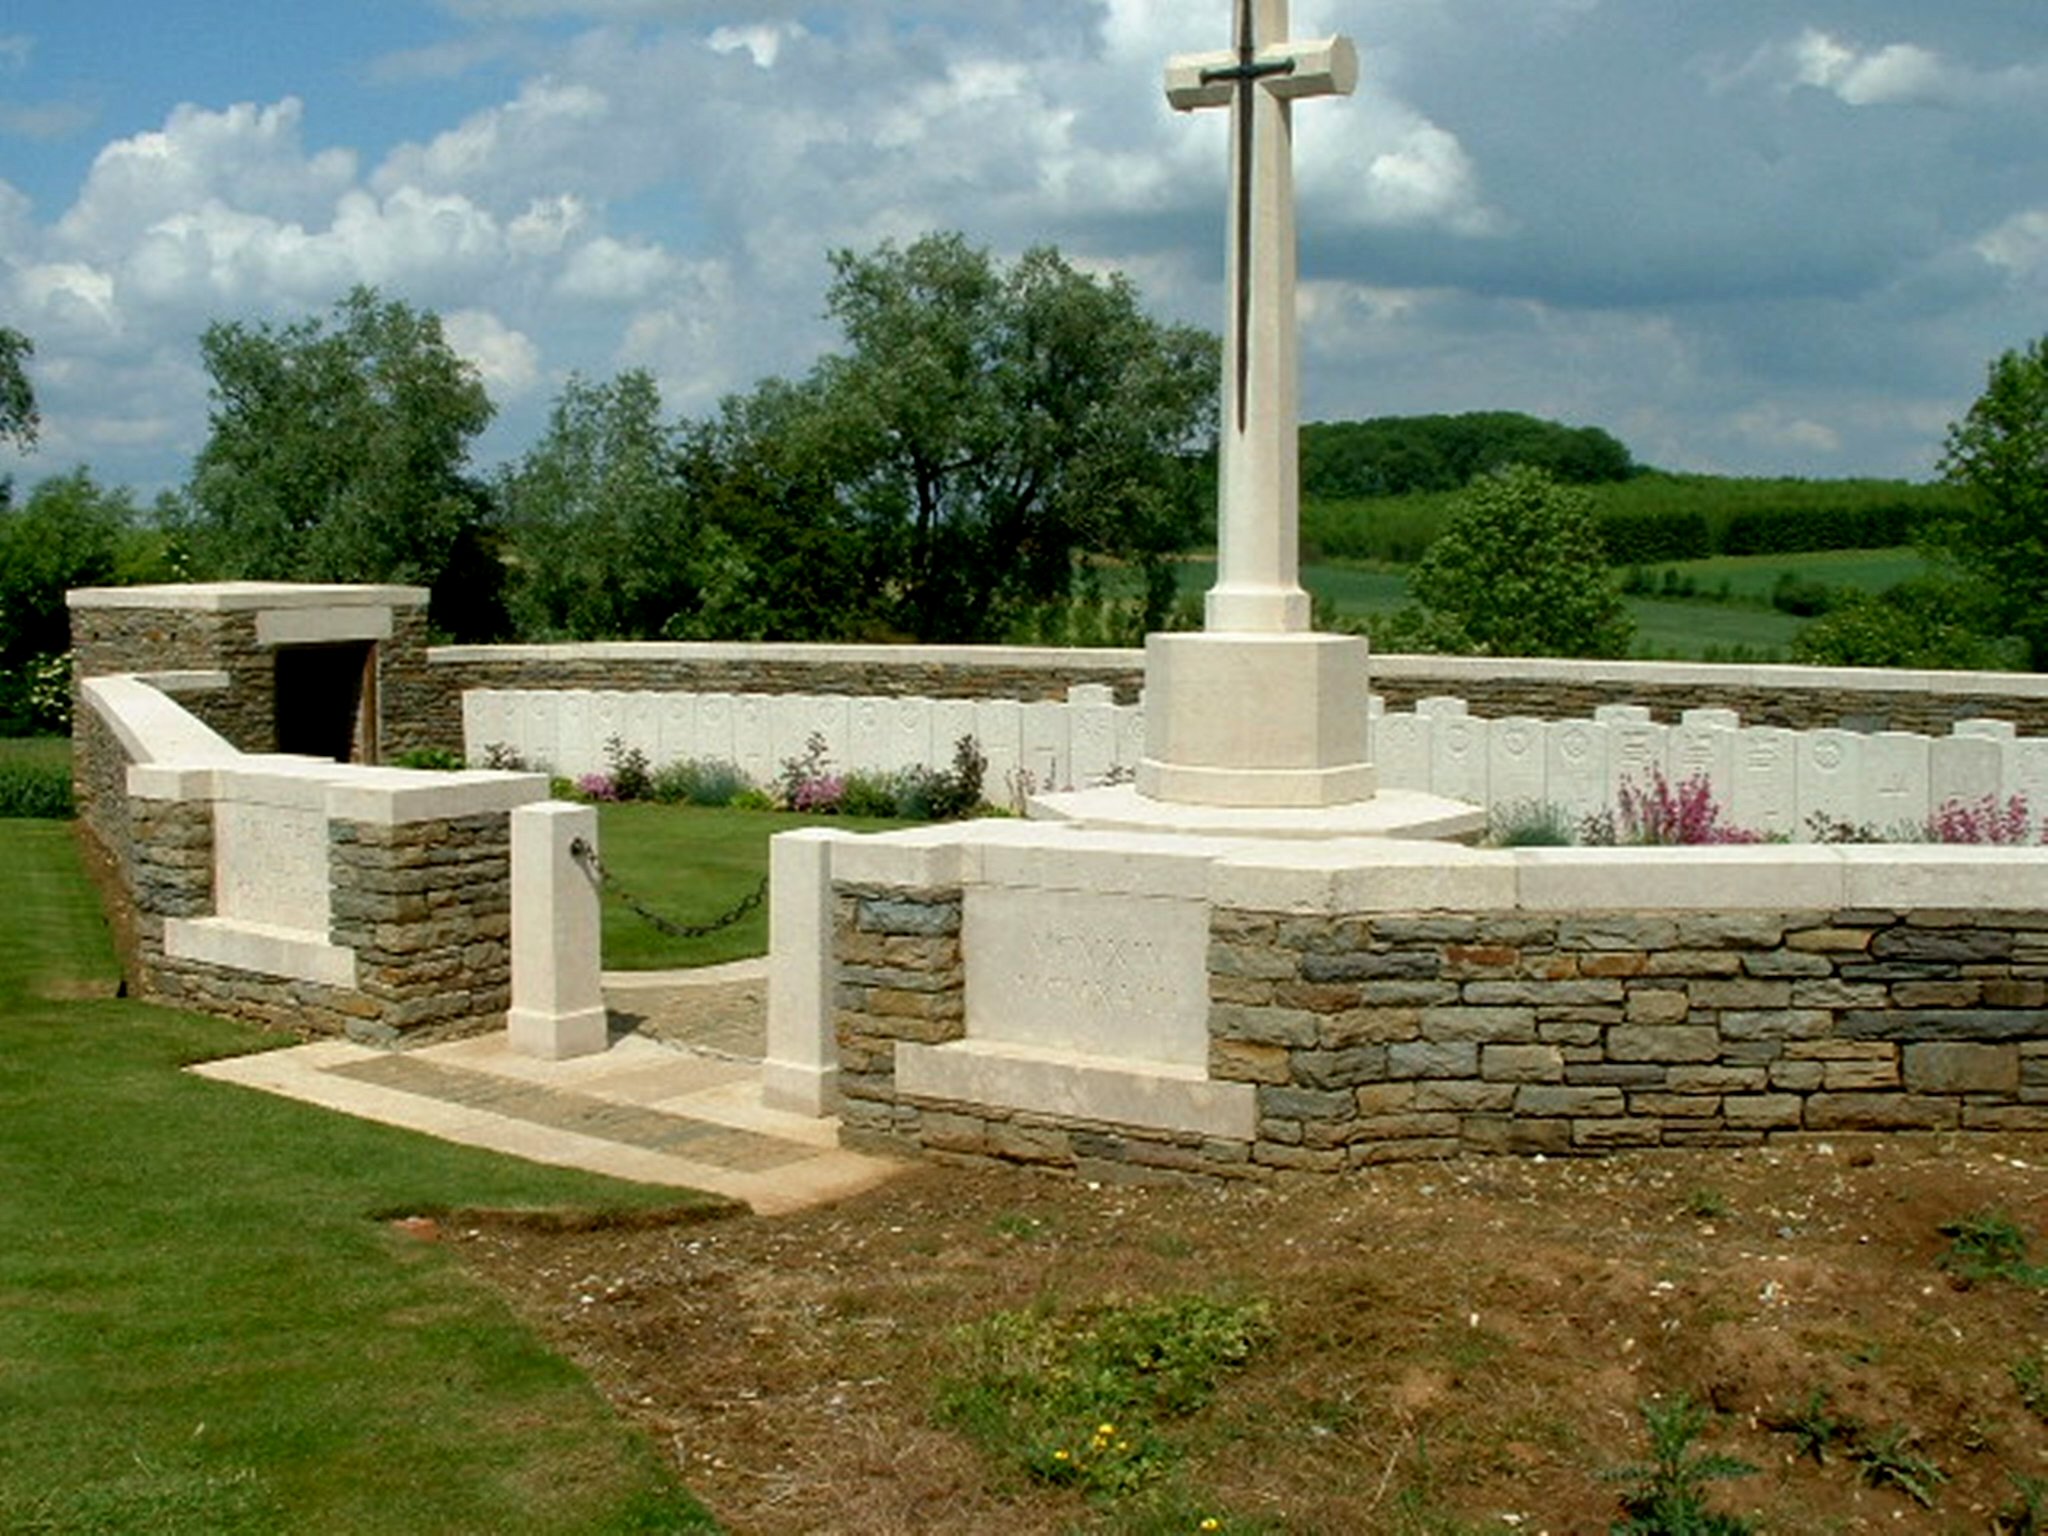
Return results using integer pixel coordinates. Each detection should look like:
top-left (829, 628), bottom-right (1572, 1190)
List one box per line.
top-left (1166, 0), bottom-right (1356, 635)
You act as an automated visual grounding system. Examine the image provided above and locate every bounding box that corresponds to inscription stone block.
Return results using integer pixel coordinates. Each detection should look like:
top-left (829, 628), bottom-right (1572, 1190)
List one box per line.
top-left (964, 885), bottom-right (1210, 1069)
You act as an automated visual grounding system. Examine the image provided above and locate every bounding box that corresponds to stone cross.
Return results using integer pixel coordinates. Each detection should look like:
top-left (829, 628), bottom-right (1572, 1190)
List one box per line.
top-left (1168, 0), bottom-right (1356, 636)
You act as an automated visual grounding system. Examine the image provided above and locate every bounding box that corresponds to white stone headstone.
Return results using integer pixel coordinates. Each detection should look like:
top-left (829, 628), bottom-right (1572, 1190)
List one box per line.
top-left (1486, 716), bottom-right (1546, 810)
top-left (1795, 728), bottom-right (1863, 834)
top-left (1022, 700), bottom-right (1071, 791)
top-left (1730, 726), bottom-right (1798, 840)
top-left (556, 692), bottom-right (597, 776)
top-left (1860, 731), bottom-right (1931, 836)
top-left (1544, 718), bottom-right (1609, 824)
top-left (733, 694), bottom-right (775, 786)
top-left (1432, 713), bottom-right (1489, 806)
top-left (1932, 732), bottom-right (2002, 812)
top-left (656, 692), bottom-right (698, 766)
top-left (975, 699), bottom-right (1025, 803)
top-left (1375, 712), bottom-right (1431, 793)
top-left (694, 693), bottom-right (736, 768)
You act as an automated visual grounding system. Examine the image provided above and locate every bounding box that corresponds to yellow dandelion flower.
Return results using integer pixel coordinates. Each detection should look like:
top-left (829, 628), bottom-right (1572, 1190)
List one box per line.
top-left (1201, 1521), bottom-right (1221, 1533)
top-left (1097, 1422), bottom-right (1116, 1436)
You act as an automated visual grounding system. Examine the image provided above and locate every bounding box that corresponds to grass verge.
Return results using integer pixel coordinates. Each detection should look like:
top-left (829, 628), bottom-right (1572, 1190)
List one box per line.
top-left (0, 818), bottom-right (722, 1534)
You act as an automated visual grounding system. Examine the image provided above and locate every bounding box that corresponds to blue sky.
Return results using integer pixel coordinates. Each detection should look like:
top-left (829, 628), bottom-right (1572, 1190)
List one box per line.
top-left (3, 1), bottom-right (2046, 495)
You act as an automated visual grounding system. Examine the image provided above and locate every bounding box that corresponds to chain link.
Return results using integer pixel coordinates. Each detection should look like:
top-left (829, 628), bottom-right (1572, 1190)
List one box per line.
top-left (569, 837), bottom-right (768, 940)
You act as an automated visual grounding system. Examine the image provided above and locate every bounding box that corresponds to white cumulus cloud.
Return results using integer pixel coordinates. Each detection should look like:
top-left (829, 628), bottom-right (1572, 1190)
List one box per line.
top-left (444, 308), bottom-right (541, 396)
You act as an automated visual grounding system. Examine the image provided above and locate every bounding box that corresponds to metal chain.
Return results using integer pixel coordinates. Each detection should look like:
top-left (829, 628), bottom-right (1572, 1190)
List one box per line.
top-left (569, 837), bottom-right (768, 940)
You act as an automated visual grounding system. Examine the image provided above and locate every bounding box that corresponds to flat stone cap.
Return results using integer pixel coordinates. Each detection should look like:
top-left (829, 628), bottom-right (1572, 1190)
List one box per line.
top-left (68, 581), bottom-right (429, 611)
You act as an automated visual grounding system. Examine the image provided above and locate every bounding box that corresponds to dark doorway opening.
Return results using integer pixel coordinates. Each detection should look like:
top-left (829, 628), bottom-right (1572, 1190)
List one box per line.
top-left (274, 642), bottom-right (377, 762)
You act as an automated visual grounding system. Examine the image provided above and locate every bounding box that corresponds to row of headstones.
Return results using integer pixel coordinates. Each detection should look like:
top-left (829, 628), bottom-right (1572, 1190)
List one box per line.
top-left (461, 685), bottom-right (1142, 805)
top-left (1382, 700), bottom-right (2048, 839)
top-left (462, 688), bottom-right (2048, 837)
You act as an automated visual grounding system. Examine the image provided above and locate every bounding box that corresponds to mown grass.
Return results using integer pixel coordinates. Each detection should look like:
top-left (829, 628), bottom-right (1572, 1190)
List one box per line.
top-left (0, 818), bottom-right (721, 1534)
top-left (593, 802), bottom-right (909, 970)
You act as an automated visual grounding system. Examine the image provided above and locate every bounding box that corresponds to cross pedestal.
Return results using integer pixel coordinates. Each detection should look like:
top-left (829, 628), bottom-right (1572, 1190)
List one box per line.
top-left (1136, 0), bottom-right (1375, 809)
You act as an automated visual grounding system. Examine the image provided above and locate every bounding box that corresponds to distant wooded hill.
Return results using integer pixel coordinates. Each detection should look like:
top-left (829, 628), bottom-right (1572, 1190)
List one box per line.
top-left (1292, 413), bottom-right (1958, 566)
top-left (1300, 412), bottom-right (1635, 499)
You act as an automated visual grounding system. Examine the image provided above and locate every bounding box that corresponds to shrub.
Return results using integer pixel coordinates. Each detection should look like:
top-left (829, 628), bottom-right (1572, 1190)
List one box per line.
top-left (650, 758), bottom-right (750, 807)
top-left (776, 732), bottom-right (840, 813)
top-left (1487, 798), bottom-right (1578, 847)
top-left (391, 746), bottom-right (466, 771)
top-left (603, 736), bottom-right (652, 801)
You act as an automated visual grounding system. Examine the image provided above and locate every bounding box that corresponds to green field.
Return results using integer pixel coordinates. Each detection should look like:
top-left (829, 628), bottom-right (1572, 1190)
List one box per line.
top-left (0, 817), bottom-right (720, 1534)
top-left (1171, 548), bottom-right (1930, 661)
top-left (0, 734), bottom-right (70, 771)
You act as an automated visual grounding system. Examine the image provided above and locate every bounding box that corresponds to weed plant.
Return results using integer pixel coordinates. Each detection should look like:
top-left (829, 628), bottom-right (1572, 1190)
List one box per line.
top-left (1939, 1209), bottom-right (2048, 1287)
top-left (936, 1294), bottom-right (1271, 1505)
top-left (1606, 1394), bottom-right (1758, 1535)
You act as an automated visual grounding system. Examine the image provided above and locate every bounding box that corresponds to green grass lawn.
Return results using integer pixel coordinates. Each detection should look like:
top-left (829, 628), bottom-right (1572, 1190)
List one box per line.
top-left (0, 818), bottom-right (721, 1534)
top-left (594, 803), bottom-right (909, 970)
top-left (0, 735), bottom-right (71, 773)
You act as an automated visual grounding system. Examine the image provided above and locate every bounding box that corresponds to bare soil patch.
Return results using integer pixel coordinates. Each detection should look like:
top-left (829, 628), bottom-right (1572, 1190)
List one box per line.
top-left (456, 1134), bottom-right (2048, 1533)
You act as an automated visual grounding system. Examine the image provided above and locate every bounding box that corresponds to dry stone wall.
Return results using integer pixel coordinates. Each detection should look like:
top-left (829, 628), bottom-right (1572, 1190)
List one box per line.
top-left (1206, 906), bottom-right (2048, 1171)
top-left (795, 820), bottom-right (2048, 1187)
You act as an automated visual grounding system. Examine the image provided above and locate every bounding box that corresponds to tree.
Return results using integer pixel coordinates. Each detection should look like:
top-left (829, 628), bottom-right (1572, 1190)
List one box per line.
top-left (1791, 576), bottom-right (2023, 671)
top-left (0, 328), bottom-right (37, 511)
top-left (498, 371), bottom-right (701, 641)
top-left (1933, 336), bottom-right (2048, 669)
top-left (743, 233), bottom-right (1217, 641)
top-left (1300, 412), bottom-right (1634, 500)
top-left (0, 328), bottom-right (35, 457)
top-left (180, 288), bottom-right (498, 635)
top-left (0, 468), bottom-right (132, 663)
top-left (1388, 463), bottom-right (1633, 658)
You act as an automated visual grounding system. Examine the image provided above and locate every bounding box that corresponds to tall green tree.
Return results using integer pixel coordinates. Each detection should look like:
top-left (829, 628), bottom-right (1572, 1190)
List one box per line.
top-left (0, 328), bottom-right (37, 511)
top-left (0, 468), bottom-right (131, 665)
top-left (180, 288), bottom-right (498, 635)
top-left (1932, 335), bottom-right (2048, 669)
top-left (0, 328), bottom-right (35, 458)
top-left (498, 370), bottom-right (700, 640)
top-left (1389, 463), bottom-right (1634, 658)
top-left (726, 232), bottom-right (1216, 641)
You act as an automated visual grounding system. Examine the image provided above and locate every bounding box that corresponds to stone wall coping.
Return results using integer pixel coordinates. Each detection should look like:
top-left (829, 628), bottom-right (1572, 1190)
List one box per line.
top-left (136, 670), bottom-right (230, 694)
top-left (82, 674), bottom-right (241, 766)
top-left (1367, 651), bottom-right (2048, 701)
top-left (429, 640), bottom-right (1146, 670)
top-left (429, 638), bottom-right (2048, 705)
top-left (830, 821), bottom-right (2048, 915)
top-left (69, 581), bottom-right (428, 612)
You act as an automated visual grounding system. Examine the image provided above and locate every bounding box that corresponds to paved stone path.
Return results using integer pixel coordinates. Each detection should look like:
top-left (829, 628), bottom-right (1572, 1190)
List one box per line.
top-left (188, 960), bottom-right (901, 1217)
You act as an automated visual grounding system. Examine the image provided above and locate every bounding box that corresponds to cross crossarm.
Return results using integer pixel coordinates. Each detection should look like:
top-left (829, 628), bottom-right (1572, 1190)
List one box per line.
top-left (1165, 37), bottom-right (1358, 112)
